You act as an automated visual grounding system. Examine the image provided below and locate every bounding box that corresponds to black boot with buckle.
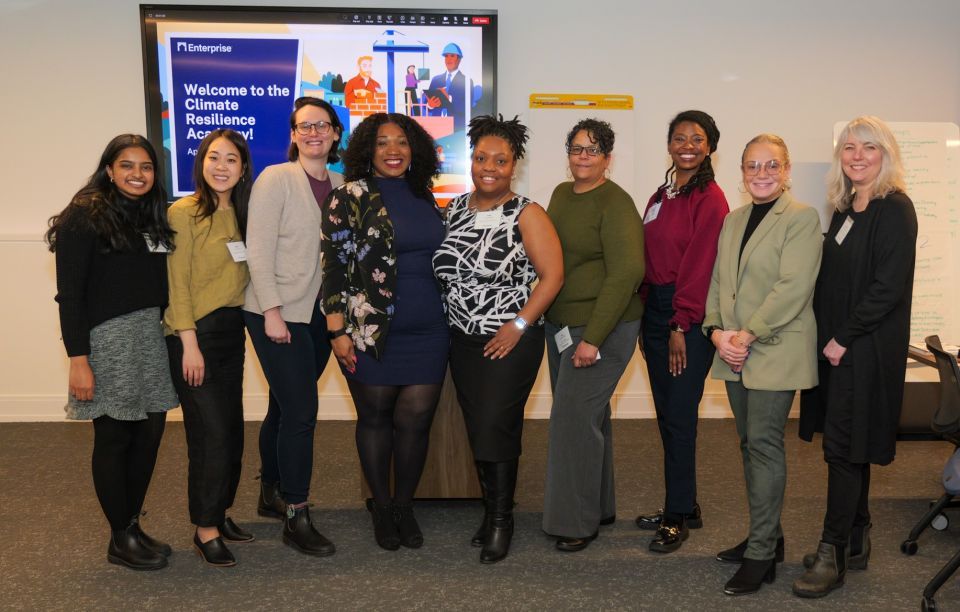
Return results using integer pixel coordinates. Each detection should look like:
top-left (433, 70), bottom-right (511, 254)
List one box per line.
top-left (649, 513), bottom-right (688, 553)
top-left (480, 459), bottom-right (517, 564)
top-left (282, 504), bottom-right (336, 557)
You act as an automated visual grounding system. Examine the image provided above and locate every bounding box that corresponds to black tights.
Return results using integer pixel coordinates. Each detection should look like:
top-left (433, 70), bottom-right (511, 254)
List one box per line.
top-left (92, 413), bottom-right (167, 531)
top-left (347, 381), bottom-right (441, 505)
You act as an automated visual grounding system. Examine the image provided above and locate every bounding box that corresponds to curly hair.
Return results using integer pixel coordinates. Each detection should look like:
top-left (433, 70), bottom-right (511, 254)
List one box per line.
top-left (468, 114), bottom-right (530, 160)
top-left (341, 113), bottom-right (439, 199)
top-left (658, 110), bottom-right (720, 196)
top-left (45, 134), bottom-right (174, 253)
top-left (564, 118), bottom-right (615, 155)
top-left (192, 129), bottom-right (253, 240)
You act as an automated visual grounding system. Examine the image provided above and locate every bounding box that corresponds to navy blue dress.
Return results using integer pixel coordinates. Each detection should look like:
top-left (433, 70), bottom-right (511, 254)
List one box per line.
top-left (346, 177), bottom-right (449, 385)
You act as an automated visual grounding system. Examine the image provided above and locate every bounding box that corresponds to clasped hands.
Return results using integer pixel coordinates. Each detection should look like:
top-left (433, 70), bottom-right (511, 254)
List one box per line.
top-left (712, 329), bottom-right (753, 373)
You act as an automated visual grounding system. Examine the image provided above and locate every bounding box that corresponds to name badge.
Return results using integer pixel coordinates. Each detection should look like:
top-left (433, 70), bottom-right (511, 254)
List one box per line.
top-left (226, 241), bottom-right (248, 262)
top-left (144, 234), bottom-right (169, 253)
top-left (644, 202), bottom-right (662, 224)
top-left (473, 208), bottom-right (502, 230)
top-left (835, 215), bottom-right (854, 245)
top-left (554, 326), bottom-right (573, 353)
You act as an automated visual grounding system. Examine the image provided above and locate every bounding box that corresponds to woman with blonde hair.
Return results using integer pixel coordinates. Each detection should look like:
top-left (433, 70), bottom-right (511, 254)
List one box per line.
top-left (794, 116), bottom-right (917, 598)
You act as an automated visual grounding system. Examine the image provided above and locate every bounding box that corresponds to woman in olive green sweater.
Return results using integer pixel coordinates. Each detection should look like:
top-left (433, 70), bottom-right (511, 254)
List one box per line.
top-left (542, 119), bottom-right (645, 552)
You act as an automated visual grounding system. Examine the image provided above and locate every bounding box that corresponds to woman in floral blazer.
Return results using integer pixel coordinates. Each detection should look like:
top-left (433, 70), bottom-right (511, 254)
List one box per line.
top-left (321, 113), bottom-right (448, 552)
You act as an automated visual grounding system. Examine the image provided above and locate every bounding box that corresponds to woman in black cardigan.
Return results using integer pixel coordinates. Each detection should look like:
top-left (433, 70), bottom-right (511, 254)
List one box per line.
top-left (794, 116), bottom-right (917, 598)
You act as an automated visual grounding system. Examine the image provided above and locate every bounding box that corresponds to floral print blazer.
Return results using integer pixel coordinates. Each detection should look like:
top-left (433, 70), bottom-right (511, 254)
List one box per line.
top-left (321, 178), bottom-right (440, 359)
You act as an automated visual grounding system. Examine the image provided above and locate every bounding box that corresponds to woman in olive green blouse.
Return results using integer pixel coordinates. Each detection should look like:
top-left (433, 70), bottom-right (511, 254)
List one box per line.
top-left (164, 128), bottom-right (253, 567)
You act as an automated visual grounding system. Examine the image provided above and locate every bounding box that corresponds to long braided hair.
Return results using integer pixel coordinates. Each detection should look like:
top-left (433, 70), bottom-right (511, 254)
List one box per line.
top-left (657, 110), bottom-right (720, 196)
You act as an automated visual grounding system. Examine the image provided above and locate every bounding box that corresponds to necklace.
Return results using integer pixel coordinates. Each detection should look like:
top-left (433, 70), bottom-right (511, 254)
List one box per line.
top-left (468, 190), bottom-right (513, 212)
top-left (664, 182), bottom-right (680, 200)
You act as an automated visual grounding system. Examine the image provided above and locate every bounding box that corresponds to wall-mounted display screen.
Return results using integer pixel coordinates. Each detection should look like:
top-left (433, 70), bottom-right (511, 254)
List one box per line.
top-left (140, 5), bottom-right (498, 203)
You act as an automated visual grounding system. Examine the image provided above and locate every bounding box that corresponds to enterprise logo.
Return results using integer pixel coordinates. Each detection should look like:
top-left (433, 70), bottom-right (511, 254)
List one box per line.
top-left (176, 41), bottom-right (233, 54)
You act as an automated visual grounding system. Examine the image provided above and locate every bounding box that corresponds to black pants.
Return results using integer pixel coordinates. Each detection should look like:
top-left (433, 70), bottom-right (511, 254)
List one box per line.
top-left (642, 283), bottom-right (714, 517)
top-left (821, 364), bottom-right (872, 544)
top-left (92, 412), bottom-right (167, 531)
top-left (244, 301), bottom-right (330, 505)
top-left (449, 327), bottom-right (544, 462)
top-left (166, 307), bottom-right (245, 527)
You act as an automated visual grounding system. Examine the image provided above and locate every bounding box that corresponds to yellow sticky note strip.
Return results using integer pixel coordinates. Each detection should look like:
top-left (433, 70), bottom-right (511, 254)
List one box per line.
top-left (529, 93), bottom-right (633, 110)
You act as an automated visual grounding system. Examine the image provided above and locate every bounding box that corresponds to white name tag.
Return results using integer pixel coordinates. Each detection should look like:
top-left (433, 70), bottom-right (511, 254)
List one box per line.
top-left (644, 202), bottom-right (662, 224)
top-left (835, 215), bottom-right (854, 245)
top-left (554, 326), bottom-right (573, 353)
top-left (226, 241), bottom-right (247, 262)
top-left (144, 234), bottom-right (169, 253)
top-left (473, 208), bottom-right (502, 230)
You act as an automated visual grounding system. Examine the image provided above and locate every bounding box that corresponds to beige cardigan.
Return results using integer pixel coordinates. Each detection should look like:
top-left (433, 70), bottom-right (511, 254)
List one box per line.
top-left (243, 161), bottom-right (343, 323)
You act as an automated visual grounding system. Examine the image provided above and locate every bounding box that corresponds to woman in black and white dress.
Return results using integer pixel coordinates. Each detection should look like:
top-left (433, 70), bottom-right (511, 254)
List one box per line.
top-left (433, 115), bottom-right (563, 563)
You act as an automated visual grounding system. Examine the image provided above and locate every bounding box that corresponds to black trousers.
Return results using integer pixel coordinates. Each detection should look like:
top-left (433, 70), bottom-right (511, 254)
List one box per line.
top-left (167, 307), bottom-right (246, 527)
top-left (449, 327), bottom-right (545, 462)
top-left (92, 412), bottom-right (167, 531)
top-left (821, 364), bottom-right (872, 544)
top-left (244, 301), bottom-right (330, 504)
top-left (642, 283), bottom-right (714, 517)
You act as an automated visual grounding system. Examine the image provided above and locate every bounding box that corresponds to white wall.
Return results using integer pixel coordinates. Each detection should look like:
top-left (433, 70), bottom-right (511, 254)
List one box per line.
top-left (2, 0), bottom-right (958, 421)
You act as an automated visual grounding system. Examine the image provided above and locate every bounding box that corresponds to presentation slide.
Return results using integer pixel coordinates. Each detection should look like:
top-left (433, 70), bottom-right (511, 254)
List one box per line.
top-left (141, 7), bottom-right (498, 203)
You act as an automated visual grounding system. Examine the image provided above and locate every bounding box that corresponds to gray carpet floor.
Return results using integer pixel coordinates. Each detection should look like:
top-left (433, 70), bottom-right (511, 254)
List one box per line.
top-left (1, 419), bottom-right (958, 611)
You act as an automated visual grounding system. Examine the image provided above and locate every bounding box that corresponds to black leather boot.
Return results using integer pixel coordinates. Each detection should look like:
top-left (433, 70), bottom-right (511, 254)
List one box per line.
top-left (107, 523), bottom-right (168, 570)
top-left (723, 557), bottom-right (776, 596)
top-left (257, 475), bottom-right (286, 519)
top-left (648, 514), bottom-right (688, 553)
top-left (717, 536), bottom-right (784, 563)
top-left (793, 541), bottom-right (846, 598)
top-left (282, 505), bottom-right (336, 557)
top-left (130, 515), bottom-right (172, 557)
top-left (471, 461), bottom-right (491, 547)
top-left (369, 500), bottom-right (401, 550)
top-left (480, 459), bottom-right (517, 564)
top-left (394, 502), bottom-right (423, 549)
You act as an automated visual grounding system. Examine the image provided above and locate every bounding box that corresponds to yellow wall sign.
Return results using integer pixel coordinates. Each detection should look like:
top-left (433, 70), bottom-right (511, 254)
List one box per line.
top-left (529, 93), bottom-right (633, 110)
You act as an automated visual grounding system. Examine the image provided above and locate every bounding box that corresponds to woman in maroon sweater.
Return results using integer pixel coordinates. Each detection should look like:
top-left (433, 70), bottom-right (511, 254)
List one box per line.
top-left (635, 110), bottom-right (729, 553)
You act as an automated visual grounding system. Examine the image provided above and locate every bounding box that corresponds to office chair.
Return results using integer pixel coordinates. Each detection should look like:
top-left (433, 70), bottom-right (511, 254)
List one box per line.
top-left (900, 335), bottom-right (960, 611)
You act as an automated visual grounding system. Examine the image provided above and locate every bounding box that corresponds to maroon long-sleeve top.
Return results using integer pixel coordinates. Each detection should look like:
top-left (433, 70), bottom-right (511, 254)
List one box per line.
top-left (641, 180), bottom-right (728, 331)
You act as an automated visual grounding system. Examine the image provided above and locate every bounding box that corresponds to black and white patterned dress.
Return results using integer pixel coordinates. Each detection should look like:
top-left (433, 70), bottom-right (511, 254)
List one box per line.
top-left (433, 193), bottom-right (538, 335)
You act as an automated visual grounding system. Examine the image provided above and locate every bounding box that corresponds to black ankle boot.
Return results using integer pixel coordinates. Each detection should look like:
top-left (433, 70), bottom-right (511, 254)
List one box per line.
top-left (369, 500), bottom-right (401, 550)
top-left (649, 515), bottom-right (688, 553)
top-left (107, 524), bottom-right (168, 570)
top-left (717, 536), bottom-right (784, 564)
top-left (282, 505), bottom-right (336, 557)
top-left (848, 523), bottom-right (871, 570)
top-left (471, 462), bottom-right (491, 547)
top-left (723, 557), bottom-right (776, 595)
top-left (793, 541), bottom-right (846, 598)
top-left (257, 475), bottom-right (286, 519)
top-left (480, 459), bottom-right (518, 564)
top-left (130, 515), bottom-right (172, 557)
top-left (394, 502), bottom-right (423, 549)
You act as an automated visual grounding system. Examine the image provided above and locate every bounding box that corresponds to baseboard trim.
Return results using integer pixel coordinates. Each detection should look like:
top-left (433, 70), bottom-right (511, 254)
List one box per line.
top-left (0, 391), bottom-right (799, 422)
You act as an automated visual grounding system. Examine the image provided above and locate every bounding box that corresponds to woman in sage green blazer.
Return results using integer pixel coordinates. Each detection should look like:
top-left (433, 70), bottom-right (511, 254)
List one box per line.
top-left (702, 134), bottom-right (822, 596)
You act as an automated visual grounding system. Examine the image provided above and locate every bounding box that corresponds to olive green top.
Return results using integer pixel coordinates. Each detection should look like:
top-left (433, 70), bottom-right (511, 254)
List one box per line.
top-left (546, 180), bottom-right (645, 346)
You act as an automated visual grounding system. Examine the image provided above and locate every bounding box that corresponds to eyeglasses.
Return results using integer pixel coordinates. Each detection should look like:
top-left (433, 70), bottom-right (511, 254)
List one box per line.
top-left (742, 160), bottom-right (785, 176)
top-left (295, 121), bottom-right (332, 135)
top-left (567, 145), bottom-right (603, 157)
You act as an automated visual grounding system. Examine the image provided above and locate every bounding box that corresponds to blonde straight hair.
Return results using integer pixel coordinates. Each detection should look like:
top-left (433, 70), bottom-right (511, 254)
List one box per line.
top-left (827, 116), bottom-right (907, 211)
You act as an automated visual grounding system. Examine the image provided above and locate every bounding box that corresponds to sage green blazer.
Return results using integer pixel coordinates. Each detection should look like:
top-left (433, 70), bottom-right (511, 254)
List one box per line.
top-left (702, 190), bottom-right (822, 391)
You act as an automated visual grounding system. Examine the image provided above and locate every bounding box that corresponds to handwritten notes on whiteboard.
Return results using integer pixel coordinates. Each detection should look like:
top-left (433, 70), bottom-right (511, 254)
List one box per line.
top-left (834, 122), bottom-right (960, 342)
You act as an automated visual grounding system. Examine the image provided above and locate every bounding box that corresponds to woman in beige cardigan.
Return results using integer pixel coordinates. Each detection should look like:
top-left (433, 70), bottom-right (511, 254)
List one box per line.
top-left (243, 97), bottom-right (343, 557)
top-left (703, 134), bottom-right (822, 596)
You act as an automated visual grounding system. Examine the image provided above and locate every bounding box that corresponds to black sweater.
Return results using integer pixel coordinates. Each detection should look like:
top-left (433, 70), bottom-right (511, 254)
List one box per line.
top-left (55, 216), bottom-right (168, 357)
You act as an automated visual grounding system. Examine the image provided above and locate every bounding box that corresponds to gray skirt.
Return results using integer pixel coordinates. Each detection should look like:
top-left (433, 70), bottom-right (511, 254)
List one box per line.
top-left (66, 307), bottom-right (179, 421)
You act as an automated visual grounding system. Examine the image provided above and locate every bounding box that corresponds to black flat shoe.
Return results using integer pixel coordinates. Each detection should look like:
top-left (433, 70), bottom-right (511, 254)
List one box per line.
top-left (635, 503), bottom-right (702, 530)
top-left (717, 536), bottom-right (784, 564)
top-left (193, 532), bottom-right (237, 567)
top-left (219, 517), bottom-right (255, 543)
top-left (107, 524), bottom-right (168, 571)
top-left (724, 557), bottom-right (776, 596)
top-left (131, 518), bottom-right (172, 557)
top-left (555, 531), bottom-right (598, 552)
top-left (648, 518), bottom-right (689, 553)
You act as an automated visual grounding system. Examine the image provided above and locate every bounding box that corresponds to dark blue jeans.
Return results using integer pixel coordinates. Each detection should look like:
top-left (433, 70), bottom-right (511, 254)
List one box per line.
top-left (642, 284), bottom-right (714, 517)
top-left (244, 301), bottom-right (330, 504)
